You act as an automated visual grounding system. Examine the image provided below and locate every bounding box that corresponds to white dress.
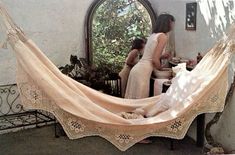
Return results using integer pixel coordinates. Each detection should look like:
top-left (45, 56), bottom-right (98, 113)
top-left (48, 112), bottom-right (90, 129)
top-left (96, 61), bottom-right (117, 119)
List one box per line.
top-left (125, 33), bottom-right (164, 99)
top-left (119, 52), bottom-right (140, 97)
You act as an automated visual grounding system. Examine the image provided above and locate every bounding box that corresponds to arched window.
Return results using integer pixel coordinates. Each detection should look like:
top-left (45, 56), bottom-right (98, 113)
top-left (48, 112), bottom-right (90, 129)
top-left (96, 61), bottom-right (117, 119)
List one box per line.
top-left (86, 0), bottom-right (156, 72)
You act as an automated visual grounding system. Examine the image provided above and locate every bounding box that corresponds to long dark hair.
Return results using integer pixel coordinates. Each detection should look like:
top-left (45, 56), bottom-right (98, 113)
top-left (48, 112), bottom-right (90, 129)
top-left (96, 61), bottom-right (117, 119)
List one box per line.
top-left (131, 38), bottom-right (145, 50)
top-left (153, 14), bottom-right (175, 33)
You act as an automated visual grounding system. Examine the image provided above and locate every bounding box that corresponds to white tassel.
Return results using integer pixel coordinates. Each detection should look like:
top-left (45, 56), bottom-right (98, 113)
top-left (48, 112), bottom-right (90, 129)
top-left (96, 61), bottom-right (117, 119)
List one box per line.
top-left (0, 37), bottom-right (8, 49)
top-left (2, 41), bottom-right (7, 49)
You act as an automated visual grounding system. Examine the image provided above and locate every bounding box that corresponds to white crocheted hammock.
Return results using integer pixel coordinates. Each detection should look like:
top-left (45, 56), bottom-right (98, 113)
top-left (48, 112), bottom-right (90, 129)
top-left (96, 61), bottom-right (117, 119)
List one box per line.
top-left (0, 4), bottom-right (235, 151)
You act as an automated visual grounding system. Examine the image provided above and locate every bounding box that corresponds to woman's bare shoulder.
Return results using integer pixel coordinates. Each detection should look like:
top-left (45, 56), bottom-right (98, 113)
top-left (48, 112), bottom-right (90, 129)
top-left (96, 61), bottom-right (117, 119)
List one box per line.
top-left (157, 33), bottom-right (167, 42)
top-left (129, 49), bottom-right (138, 55)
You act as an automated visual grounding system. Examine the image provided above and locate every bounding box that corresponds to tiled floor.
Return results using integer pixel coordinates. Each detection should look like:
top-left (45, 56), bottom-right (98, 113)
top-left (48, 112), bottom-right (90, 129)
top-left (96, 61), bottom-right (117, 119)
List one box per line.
top-left (0, 126), bottom-right (204, 155)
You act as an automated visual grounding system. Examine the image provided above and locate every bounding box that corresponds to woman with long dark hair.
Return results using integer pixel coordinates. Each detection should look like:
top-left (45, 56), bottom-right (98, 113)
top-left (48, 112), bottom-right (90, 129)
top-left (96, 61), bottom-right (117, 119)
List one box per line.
top-left (125, 14), bottom-right (175, 99)
top-left (119, 38), bottom-right (145, 97)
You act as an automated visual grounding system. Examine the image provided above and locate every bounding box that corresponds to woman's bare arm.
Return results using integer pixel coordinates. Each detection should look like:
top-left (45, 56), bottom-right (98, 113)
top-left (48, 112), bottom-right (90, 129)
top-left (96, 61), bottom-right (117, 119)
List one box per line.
top-left (152, 34), bottom-right (168, 70)
top-left (126, 49), bottom-right (138, 67)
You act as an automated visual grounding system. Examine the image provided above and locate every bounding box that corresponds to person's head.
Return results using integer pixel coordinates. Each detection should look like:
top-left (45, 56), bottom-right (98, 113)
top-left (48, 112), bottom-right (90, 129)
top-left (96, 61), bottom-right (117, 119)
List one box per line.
top-left (131, 38), bottom-right (145, 51)
top-left (153, 13), bottom-right (175, 34)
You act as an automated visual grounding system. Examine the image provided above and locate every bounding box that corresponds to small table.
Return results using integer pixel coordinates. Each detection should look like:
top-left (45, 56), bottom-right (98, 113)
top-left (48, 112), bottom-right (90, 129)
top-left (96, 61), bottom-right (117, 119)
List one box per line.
top-left (162, 81), bottom-right (171, 93)
top-left (169, 60), bottom-right (194, 71)
top-left (150, 78), bottom-right (169, 96)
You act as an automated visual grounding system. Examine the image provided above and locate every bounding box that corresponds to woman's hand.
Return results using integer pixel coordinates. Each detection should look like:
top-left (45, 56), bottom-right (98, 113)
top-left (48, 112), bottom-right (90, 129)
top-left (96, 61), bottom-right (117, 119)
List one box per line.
top-left (152, 59), bottom-right (162, 70)
top-left (161, 53), bottom-right (171, 59)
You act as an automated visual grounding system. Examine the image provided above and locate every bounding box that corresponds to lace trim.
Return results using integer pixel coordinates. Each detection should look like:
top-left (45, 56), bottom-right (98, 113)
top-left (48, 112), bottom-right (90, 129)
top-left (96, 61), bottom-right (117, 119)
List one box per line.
top-left (16, 73), bottom-right (227, 151)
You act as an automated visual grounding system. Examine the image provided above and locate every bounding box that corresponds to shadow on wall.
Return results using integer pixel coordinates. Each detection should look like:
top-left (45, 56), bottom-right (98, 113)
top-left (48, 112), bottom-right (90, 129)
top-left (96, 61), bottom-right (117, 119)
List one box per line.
top-left (196, 0), bottom-right (235, 152)
top-left (197, 0), bottom-right (235, 39)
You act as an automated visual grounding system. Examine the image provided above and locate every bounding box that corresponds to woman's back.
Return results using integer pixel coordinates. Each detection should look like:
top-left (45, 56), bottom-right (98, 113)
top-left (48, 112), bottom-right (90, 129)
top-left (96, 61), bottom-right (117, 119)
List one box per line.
top-left (141, 33), bottom-right (163, 62)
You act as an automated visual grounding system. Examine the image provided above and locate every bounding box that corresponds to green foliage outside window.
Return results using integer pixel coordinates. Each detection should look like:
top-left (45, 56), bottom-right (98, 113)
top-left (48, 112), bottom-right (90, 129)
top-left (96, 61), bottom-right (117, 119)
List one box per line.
top-left (92, 0), bottom-right (153, 73)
